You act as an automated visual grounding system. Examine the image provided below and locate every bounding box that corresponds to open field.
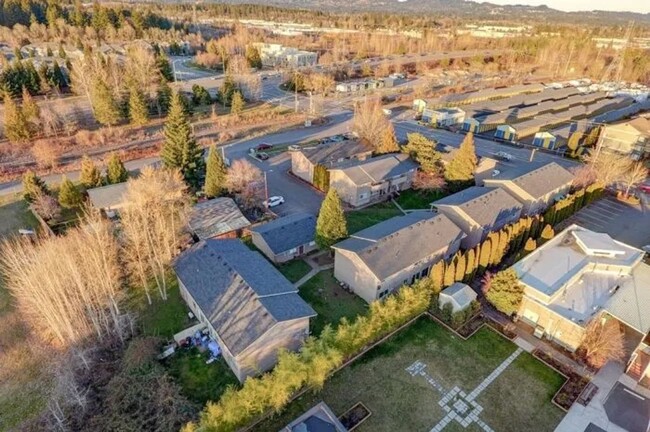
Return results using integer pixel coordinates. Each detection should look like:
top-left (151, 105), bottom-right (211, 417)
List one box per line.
top-left (298, 270), bottom-right (368, 335)
top-left (346, 201), bottom-right (403, 234)
top-left (252, 318), bottom-right (565, 432)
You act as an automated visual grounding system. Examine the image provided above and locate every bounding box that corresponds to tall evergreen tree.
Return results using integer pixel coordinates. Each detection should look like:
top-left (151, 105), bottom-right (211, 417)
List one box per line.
top-left (91, 79), bottom-right (121, 126)
top-left (444, 132), bottom-right (477, 191)
top-left (128, 87), bottom-right (149, 126)
top-left (21, 87), bottom-right (40, 132)
top-left (245, 45), bottom-right (262, 69)
top-left (161, 91), bottom-right (204, 188)
top-left (315, 189), bottom-right (348, 249)
top-left (156, 81), bottom-right (172, 115)
top-left (443, 259), bottom-right (456, 287)
top-left (376, 123), bottom-right (399, 154)
top-left (539, 224), bottom-right (555, 244)
top-left (429, 260), bottom-right (445, 294)
top-left (22, 170), bottom-right (49, 202)
top-left (3, 93), bottom-right (31, 144)
top-left (79, 155), bottom-right (103, 188)
top-left (485, 268), bottom-right (523, 316)
top-left (58, 176), bottom-right (82, 208)
top-left (404, 133), bottom-right (440, 174)
top-left (454, 253), bottom-right (466, 282)
top-left (106, 153), bottom-right (128, 184)
top-left (230, 91), bottom-right (244, 116)
top-left (478, 238), bottom-right (492, 270)
top-left (464, 248), bottom-right (476, 281)
top-left (203, 145), bottom-right (228, 198)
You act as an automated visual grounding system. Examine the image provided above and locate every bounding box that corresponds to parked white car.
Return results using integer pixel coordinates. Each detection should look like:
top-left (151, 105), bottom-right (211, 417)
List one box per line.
top-left (264, 196), bottom-right (285, 208)
top-left (494, 151), bottom-right (513, 162)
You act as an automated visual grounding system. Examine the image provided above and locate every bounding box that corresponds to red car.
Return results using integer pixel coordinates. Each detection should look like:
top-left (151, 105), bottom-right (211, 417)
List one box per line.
top-left (255, 143), bottom-right (273, 151)
top-left (639, 183), bottom-right (650, 194)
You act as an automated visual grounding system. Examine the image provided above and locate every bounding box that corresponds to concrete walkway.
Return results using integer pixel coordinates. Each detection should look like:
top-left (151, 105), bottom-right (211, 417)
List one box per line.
top-left (293, 251), bottom-right (335, 288)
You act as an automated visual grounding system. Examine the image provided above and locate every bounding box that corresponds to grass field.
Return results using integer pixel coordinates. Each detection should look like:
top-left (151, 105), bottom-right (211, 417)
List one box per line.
top-left (346, 201), bottom-right (403, 234)
top-left (298, 270), bottom-right (368, 335)
top-left (396, 189), bottom-right (447, 210)
top-left (0, 197), bottom-right (47, 430)
top-left (252, 318), bottom-right (565, 432)
top-left (277, 259), bottom-right (312, 283)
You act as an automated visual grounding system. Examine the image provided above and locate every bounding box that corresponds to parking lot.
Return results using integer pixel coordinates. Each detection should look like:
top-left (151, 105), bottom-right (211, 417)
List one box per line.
top-left (564, 194), bottom-right (650, 249)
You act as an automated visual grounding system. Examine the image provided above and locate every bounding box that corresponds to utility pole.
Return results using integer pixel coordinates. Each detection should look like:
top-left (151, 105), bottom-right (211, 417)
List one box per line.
top-left (294, 70), bottom-right (299, 113)
top-left (263, 171), bottom-right (269, 205)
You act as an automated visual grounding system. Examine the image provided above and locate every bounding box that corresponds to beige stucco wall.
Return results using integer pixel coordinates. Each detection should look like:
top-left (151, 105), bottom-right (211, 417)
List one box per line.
top-left (518, 296), bottom-right (586, 352)
top-left (235, 317), bottom-right (310, 381)
top-left (334, 249), bottom-right (380, 303)
top-left (291, 152), bottom-right (315, 184)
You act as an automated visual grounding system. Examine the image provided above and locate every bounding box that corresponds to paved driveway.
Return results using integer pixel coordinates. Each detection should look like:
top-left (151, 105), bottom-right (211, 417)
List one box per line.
top-left (564, 195), bottom-right (650, 249)
top-left (263, 153), bottom-right (324, 217)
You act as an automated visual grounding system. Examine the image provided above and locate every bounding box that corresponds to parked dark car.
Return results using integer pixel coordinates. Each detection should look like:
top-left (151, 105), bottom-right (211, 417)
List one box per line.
top-left (255, 143), bottom-right (273, 151)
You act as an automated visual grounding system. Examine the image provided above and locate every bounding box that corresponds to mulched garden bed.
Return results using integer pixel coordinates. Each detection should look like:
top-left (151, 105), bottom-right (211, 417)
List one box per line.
top-left (339, 402), bottom-right (371, 431)
top-left (533, 348), bottom-right (591, 410)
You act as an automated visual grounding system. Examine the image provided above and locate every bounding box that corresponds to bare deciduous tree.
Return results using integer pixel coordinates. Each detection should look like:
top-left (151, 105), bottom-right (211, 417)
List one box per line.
top-left (0, 214), bottom-right (124, 347)
top-left (621, 161), bottom-right (648, 197)
top-left (31, 139), bottom-right (61, 169)
top-left (226, 159), bottom-right (264, 210)
top-left (120, 168), bottom-right (190, 304)
top-left (32, 192), bottom-right (61, 222)
top-left (582, 151), bottom-right (631, 188)
top-left (413, 170), bottom-right (446, 191)
top-left (579, 318), bottom-right (625, 369)
top-left (353, 98), bottom-right (388, 149)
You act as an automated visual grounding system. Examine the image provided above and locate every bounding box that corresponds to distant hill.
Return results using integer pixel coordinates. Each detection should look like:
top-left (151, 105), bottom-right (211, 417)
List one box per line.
top-left (208, 0), bottom-right (650, 26)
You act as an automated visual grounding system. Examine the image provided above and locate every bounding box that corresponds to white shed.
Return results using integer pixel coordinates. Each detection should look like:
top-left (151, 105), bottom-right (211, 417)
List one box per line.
top-left (439, 283), bottom-right (477, 313)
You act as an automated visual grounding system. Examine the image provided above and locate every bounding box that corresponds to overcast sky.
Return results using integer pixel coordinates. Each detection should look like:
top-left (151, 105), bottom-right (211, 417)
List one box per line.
top-left (483, 0), bottom-right (650, 13)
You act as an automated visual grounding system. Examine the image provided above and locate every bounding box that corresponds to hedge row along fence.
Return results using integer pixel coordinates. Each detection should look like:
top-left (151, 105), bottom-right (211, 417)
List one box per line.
top-left (183, 183), bottom-right (604, 432)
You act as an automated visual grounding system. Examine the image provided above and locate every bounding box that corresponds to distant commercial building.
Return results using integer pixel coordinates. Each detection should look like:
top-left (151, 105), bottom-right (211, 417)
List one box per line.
top-left (422, 107), bottom-right (466, 127)
top-left (252, 43), bottom-right (317, 68)
top-left (335, 77), bottom-right (395, 93)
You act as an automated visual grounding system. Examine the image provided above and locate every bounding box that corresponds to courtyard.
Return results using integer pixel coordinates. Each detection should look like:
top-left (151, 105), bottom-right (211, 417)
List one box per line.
top-left (253, 317), bottom-right (566, 432)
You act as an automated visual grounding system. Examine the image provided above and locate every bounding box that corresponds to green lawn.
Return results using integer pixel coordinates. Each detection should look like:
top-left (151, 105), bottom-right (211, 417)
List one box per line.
top-left (298, 270), bottom-right (368, 335)
top-left (346, 201), bottom-right (402, 234)
top-left (0, 198), bottom-right (38, 239)
top-left (252, 318), bottom-right (565, 432)
top-left (395, 189), bottom-right (447, 210)
top-left (165, 347), bottom-right (239, 405)
top-left (137, 278), bottom-right (192, 339)
top-left (277, 259), bottom-right (312, 283)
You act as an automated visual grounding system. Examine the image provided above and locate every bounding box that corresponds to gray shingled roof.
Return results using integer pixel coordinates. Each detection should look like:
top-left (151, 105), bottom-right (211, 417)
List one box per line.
top-left (87, 182), bottom-right (128, 209)
top-left (301, 140), bottom-right (373, 167)
top-left (333, 212), bottom-right (465, 280)
top-left (251, 213), bottom-right (316, 254)
top-left (173, 240), bottom-right (316, 356)
top-left (489, 162), bottom-right (575, 199)
top-left (432, 187), bottom-right (522, 230)
top-left (188, 197), bottom-right (251, 240)
top-left (332, 154), bottom-right (417, 186)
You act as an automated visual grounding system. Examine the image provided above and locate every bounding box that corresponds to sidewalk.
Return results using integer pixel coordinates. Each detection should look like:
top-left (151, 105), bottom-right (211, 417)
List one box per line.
top-left (294, 251), bottom-right (334, 288)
